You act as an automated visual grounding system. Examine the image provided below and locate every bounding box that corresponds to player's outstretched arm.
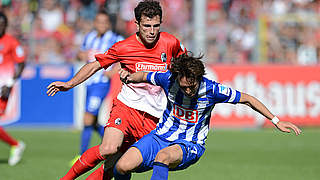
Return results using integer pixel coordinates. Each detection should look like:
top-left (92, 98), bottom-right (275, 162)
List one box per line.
top-left (238, 92), bottom-right (302, 136)
top-left (119, 68), bottom-right (148, 84)
top-left (47, 61), bottom-right (102, 96)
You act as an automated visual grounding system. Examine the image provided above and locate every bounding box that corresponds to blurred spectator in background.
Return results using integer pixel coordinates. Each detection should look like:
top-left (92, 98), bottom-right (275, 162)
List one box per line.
top-left (296, 26), bottom-right (318, 65)
top-left (0, 0), bottom-right (318, 66)
top-left (37, 37), bottom-right (66, 64)
top-left (0, 11), bottom-right (25, 166)
top-left (38, 0), bottom-right (63, 32)
top-left (78, 0), bottom-right (98, 21)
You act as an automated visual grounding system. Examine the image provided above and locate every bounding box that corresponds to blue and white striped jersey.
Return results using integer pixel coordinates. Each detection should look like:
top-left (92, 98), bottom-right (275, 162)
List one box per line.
top-left (146, 71), bottom-right (241, 146)
top-left (81, 30), bottom-right (123, 85)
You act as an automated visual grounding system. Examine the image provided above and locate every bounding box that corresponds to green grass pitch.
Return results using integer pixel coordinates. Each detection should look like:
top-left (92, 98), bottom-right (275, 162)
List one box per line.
top-left (0, 128), bottom-right (319, 180)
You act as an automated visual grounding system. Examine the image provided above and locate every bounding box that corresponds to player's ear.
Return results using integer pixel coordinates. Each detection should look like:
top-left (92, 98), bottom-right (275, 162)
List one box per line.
top-left (135, 20), bottom-right (139, 31)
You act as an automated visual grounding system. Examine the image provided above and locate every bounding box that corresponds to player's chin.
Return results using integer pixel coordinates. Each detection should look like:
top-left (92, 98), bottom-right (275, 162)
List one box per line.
top-left (146, 38), bottom-right (156, 43)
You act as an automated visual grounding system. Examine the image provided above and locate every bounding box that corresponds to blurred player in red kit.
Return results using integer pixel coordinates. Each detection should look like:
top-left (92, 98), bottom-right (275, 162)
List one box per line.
top-left (0, 11), bottom-right (26, 166)
top-left (47, 0), bottom-right (186, 179)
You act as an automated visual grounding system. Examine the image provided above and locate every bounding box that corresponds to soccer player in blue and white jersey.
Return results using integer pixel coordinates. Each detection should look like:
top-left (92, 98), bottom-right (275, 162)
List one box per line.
top-left (72, 9), bottom-right (123, 165)
top-left (114, 52), bottom-right (302, 180)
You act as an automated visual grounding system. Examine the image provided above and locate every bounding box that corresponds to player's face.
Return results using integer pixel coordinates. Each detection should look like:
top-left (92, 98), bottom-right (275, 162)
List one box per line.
top-left (136, 15), bottom-right (161, 46)
top-left (94, 14), bottom-right (111, 35)
top-left (178, 76), bottom-right (199, 97)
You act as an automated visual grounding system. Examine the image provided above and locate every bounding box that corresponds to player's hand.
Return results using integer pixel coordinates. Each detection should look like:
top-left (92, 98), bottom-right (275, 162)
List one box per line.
top-left (119, 68), bottom-right (130, 84)
top-left (46, 81), bottom-right (72, 96)
top-left (1, 85), bottom-right (12, 99)
top-left (275, 121), bottom-right (302, 136)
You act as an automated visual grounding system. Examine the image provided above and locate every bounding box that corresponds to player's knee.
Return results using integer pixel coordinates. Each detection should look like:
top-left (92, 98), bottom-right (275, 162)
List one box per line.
top-left (83, 120), bottom-right (94, 126)
top-left (154, 149), bottom-right (171, 164)
top-left (99, 144), bottom-right (119, 156)
top-left (83, 112), bottom-right (96, 126)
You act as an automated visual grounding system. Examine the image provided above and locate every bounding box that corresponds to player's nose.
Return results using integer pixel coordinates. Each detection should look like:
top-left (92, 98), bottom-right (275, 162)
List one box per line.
top-left (150, 27), bottom-right (155, 35)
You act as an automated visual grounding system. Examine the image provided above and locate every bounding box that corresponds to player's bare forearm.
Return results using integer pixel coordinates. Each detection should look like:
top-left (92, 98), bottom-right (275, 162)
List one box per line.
top-left (47, 61), bottom-right (102, 96)
top-left (239, 92), bottom-right (302, 135)
top-left (69, 61), bottom-right (102, 87)
top-left (239, 93), bottom-right (274, 120)
top-left (1, 86), bottom-right (11, 99)
top-left (2, 62), bottom-right (25, 98)
top-left (119, 69), bottom-right (148, 84)
top-left (104, 63), bottom-right (120, 78)
top-left (128, 71), bottom-right (148, 83)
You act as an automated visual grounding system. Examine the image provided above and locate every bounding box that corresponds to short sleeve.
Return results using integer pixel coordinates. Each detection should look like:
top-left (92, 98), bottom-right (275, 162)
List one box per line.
top-left (95, 45), bottom-right (119, 69)
top-left (213, 83), bottom-right (241, 104)
top-left (11, 39), bottom-right (25, 63)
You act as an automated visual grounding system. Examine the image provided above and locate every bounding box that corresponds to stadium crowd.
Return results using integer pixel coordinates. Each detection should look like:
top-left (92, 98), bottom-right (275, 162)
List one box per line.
top-left (0, 0), bottom-right (319, 65)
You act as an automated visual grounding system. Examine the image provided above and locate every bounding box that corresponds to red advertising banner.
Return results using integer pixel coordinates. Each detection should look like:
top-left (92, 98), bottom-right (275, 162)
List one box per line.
top-left (104, 65), bottom-right (320, 128)
top-left (206, 65), bottom-right (320, 128)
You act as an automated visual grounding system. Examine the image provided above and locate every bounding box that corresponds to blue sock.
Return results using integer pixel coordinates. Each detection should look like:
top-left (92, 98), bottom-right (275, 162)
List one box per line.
top-left (113, 165), bottom-right (131, 180)
top-left (80, 125), bottom-right (94, 154)
top-left (96, 124), bottom-right (105, 137)
top-left (150, 162), bottom-right (169, 180)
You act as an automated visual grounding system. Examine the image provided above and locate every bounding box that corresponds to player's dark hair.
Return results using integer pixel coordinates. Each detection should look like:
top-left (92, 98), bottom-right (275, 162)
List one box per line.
top-left (169, 52), bottom-right (205, 83)
top-left (0, 11), bottom-right (8, 27)
top-left (134, 0), bottom-right (162, 23)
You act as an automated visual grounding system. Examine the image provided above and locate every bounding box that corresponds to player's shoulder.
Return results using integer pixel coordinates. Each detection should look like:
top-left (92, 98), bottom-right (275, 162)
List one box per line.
top-left (117, 34), bottom-right (135, 43)
top-left (3, 34), bottom-right (18, 41)
top-left (83, 30), bottom-right (97, 43)
top-left (151, 70), bottom-right (172, 79)
top-left (150, 70), bottom-right (173, 86)
top-left (158, 70), bottom-right (172, 77)
top-left (109, 34), bottom-right (136, 53)
top-left (85, 30), bottom-right (97, 38)
top-left (203, 77), bottom-right (219, 89)
top-left (162, 70), bottom-right (175, 82)
top-left (159, 32), bottom-right (185, 51)
top-left (112, 34), bottom-right (134, 47)
top-left (2, 34), bottom-right (20, 45)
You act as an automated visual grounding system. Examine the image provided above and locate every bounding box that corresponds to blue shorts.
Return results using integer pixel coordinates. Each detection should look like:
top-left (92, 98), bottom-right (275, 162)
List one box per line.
top-left (132, 130), bottom-right (205, 173)
top-left (85, 82), bottom-right (110, 116)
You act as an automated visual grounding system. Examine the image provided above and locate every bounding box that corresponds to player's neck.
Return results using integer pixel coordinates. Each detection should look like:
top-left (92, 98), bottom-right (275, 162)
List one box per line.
top-left (97, 30), bottom-right (110, 37)
top-left (97, 32), bottom-right (105, 37)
